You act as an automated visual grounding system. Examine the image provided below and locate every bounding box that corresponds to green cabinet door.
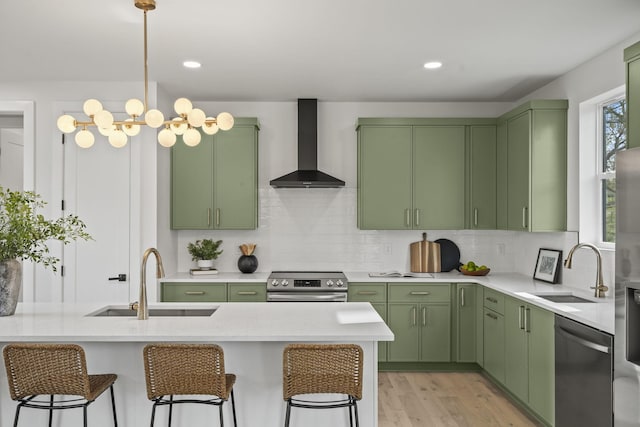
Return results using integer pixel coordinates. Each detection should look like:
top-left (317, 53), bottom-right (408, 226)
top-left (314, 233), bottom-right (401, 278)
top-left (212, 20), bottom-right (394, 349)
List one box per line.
top-left (171, 133), bottom-right (214, 229)
top-left (504, 297), bottom-right (528, 403)
top-left (419, 303), bottom-right (451, 362)
top-left (387, 303), bottom-right (420, 361)
top-left (348, 282), bottom-right (388, 362)
top-left (527, 305), bottom-right (555, 425)
top-left (227, 283), bottom-right (266, 302)
top-left (161, 282), bottom-right (227, 302)
top-left (625, 42), bottom-right (640, 149)
top-left (468, 126), bottom-right (497, 229)
top-left (214, 124), bottom-right (258, 229)
top-left (413, 126), bottom-right (466, 229)
top-left (483, 307), bottom-right (505, 384)
top-left (506, 111), bottom-right (531, 231)
top-left (496, 121), bottom-right (508, 229)
top-left (455, 284), bottom-right (476, 362)
top-left (358, 126), bottom-right (413, 229)
top-left (372, 302), bottom-right (388, 362)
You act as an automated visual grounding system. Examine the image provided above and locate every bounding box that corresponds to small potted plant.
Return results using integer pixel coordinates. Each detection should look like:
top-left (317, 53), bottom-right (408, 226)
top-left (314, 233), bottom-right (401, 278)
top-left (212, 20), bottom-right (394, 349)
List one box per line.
top-left (187, 239), bottom-right (223, 270)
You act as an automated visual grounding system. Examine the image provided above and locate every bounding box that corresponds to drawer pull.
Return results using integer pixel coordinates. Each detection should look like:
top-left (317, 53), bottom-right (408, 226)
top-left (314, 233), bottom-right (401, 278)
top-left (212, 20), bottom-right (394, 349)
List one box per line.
top-left (357, 291), bottom-right (378, 295)
top-left (410, 291), bottom-right (431, 296)
top-left (486, 297), bottom-right (498, 304)
top-left (485, 312), bottom-right (498, 320)
top-left (237, 291), bottom-right (257, 296)
top-left (185, 291), bottom-right (205, 296)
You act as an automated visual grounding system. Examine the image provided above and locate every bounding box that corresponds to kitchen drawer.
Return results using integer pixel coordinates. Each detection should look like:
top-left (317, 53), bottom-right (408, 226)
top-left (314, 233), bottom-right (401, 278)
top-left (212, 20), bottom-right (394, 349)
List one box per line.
top-left (161, 282), bottom-right (227, 302)
top-left (483, 288), bottom-right (505, 314)
top-left (228, 283), bottom-right (266, 302)
top-left (348, 283), bottom-right (387, 303)
top-left (388, 283), bottom-right (450, 303)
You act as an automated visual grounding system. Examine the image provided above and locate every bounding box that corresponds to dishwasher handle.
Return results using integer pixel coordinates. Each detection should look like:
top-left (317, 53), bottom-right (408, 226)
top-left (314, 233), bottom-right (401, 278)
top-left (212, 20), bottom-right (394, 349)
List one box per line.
top-left (556, 326), bottom-right (611, 354)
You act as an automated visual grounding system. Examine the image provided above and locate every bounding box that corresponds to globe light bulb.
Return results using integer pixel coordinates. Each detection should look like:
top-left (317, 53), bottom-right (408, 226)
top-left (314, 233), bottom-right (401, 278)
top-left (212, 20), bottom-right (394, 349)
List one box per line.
top-left (75, 129), bottom-right (95, 148)
top-left (57, 115), bottom-right (76, 133)
top-left (145, 109), bottom-right (165, 128)
top-left (108, 129), bottom-right (128, 148)
top-left (158, 128), bottom-right (177, 147)
top-left (98, 125), bottom-right (117, 136)
top-left (170, 118), bottom-right (187, 135)
top-left (174, 98), bottom-right (193, 116)
top-left (94, 109), bottom-right (114, 128)
top-left (122, 118), bottom-right (141, 136)
top-left (83, 99), bottom-right (103, 117)
top-left (125, 98), bottom-right (145, 117)
top-left (202, 118), bottom-right (219, 135)
top-left (183, 128), bottom-right (202, 147)
top-left (216, 112), bottom-right (234, 131)
top-left (187, 108), bottom-right (206, 127)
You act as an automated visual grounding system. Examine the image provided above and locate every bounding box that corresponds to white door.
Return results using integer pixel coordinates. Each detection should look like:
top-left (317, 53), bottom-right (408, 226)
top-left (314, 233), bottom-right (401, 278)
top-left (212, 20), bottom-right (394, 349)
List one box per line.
top-left (62, 134), bottom-right (131, 303)
top-left (0, 128), bottom-right (24, 191)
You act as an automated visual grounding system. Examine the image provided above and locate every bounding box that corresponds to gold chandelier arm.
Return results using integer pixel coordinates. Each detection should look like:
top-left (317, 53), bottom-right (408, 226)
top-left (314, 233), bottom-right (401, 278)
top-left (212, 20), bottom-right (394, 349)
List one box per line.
top-left (143, 9), bottom-right (149, 113)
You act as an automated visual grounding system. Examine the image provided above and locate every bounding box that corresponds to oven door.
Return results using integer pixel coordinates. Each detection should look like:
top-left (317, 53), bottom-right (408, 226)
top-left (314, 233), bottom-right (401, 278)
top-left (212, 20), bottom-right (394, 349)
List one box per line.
top-left (267, 291), bottom-right (347, 302)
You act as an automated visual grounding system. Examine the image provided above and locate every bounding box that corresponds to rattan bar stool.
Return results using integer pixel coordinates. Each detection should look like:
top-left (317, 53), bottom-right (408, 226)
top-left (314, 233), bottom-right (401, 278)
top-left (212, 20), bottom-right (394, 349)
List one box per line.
top-left (142, 343), bottom-right (237, 427)
top-left (282, 344), bottom-right (363, 427)
top-left (2, 343), bottom-right (118, 427)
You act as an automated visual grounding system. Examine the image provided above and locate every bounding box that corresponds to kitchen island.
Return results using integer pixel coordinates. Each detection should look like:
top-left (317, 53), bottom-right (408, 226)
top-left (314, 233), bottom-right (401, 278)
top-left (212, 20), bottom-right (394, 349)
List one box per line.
top-left (0, 302), bottom-right (393, 427)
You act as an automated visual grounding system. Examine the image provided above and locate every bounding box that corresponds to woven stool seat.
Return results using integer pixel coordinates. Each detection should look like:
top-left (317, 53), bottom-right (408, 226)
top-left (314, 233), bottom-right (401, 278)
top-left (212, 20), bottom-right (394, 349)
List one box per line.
top-left (143, 343), bottom-right (237, 427)
top-left (3, 343), bottom-right (118, 427)
top-left (282, 344), bottom-right (363, 427)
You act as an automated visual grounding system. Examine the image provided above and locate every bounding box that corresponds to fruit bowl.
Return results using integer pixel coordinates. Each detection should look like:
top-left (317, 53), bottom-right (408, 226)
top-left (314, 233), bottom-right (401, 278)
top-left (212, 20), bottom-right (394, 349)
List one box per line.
top-left (460, 267), bottom-right (490, 276)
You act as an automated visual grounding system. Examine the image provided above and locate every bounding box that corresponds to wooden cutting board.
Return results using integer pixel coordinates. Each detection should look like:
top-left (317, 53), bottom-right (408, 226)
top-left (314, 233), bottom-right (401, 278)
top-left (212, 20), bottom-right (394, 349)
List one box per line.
top-left (410, 233), bottom-right (441, 273)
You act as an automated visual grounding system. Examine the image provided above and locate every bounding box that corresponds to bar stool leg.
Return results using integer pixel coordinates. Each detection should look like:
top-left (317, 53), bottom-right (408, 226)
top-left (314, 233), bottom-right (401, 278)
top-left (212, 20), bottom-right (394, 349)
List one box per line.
top-left (353, 400), bottom-right (360, 427)
top-left (83, 404), bottom-right (88, 427)
top-left (110, 385), bottom-right (118, 427)
top-left (231, 389), bottom-right (238, 427)
top-left (348, 402), bottom-right (353, 427)
top-left (284, 400), bottom-right (292, 427)
top-left (168, 395), bottom-right (174, 427)
top-left (150, 401), bottom-right (158, 427)
top-left (48, 395), bottom-right (54, 427)
top-left (12, 403), bottom-right (22, 427)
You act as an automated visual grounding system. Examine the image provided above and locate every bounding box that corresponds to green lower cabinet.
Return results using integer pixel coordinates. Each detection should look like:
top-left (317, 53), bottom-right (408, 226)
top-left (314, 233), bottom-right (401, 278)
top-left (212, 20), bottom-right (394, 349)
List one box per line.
top-left (347, 283), bottom-right (388, 362)
top-left (227, 283), bottom-right (266, 302)
top-left (371, 303), bottom-right (388, 362)
top-left (455, 284), bottom-right (477, 362)
top-left (388, 303), bottom-right (420, 361)
top-left (161, 282), bottom-right (227, 302)
top-left (505, 297), bottom-right (529, 401)
top-left (483, 307), bottom-right (505, 383)
top-left (388, 303), bottom-right (450, 362)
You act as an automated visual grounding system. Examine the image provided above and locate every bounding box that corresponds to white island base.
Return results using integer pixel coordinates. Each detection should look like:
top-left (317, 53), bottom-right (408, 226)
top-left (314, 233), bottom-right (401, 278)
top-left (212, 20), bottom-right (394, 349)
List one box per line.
top-left (0, 302), bottom-right (392, 427)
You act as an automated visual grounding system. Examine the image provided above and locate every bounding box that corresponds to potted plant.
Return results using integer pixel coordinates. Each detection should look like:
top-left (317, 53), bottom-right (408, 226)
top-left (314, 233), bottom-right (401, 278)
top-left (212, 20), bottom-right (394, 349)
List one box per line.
top-left (0, 187), bottom-right (92, 316)
top-left (187, 239), bottom-right (223, 270)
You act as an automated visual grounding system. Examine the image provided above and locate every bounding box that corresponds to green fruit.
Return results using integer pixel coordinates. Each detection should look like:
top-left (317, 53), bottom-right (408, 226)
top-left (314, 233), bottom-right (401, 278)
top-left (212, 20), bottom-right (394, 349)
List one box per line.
top-left (468, 265), bottom-right (476, 272)
top-left (467, 261), bottom-right (476, 268)
top-left (479, 265), bottom-right (487, 270)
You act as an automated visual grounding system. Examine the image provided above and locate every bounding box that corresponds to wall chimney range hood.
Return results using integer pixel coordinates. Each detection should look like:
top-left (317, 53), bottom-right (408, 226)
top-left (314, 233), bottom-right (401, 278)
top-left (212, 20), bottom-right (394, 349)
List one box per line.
top-left (270, 99), bottom-right (345, 188)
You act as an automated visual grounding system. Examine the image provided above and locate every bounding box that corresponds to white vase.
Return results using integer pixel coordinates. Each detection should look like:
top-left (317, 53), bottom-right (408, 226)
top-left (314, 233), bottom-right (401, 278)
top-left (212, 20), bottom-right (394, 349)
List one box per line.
top-left (0, 259), bottom-right (21, 316)
top-left (196, 259), bottom-right (214, 270)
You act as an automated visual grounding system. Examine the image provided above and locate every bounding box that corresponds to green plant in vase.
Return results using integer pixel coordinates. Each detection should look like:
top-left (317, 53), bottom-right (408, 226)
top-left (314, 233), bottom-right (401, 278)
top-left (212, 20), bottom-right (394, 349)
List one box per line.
top-left (187, 239), bottom-right (223, 270)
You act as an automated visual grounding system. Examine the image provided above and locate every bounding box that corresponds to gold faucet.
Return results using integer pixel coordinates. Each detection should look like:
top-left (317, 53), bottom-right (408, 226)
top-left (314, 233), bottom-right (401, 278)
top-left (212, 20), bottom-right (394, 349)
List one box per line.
top-left (564, 243), bottom-right (608, 298)
top-left (130, 248), bottom-right (165, 319)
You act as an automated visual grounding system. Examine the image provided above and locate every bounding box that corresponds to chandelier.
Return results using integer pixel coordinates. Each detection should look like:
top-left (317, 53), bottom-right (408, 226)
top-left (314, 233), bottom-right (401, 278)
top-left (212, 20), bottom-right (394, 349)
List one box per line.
top-left (56, 0), bottom-right (233, 149)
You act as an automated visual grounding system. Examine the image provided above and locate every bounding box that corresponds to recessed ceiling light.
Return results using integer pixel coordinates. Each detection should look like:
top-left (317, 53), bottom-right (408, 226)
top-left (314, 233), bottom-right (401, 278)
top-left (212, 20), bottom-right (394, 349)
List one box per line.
top-left (423, 61), bottom-right (443, 70)
top-left (183, 61), bottom-right (201, 69)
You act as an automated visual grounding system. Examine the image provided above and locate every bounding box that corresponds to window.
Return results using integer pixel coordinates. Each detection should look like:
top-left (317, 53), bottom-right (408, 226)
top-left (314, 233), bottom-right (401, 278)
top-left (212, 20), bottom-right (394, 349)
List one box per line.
top-left (598, 97), bottom-right (626, 243)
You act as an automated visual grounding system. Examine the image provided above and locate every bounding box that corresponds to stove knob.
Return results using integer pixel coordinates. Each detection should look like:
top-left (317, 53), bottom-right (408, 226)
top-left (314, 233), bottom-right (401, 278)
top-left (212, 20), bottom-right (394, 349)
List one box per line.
top-left (282, 280), bottom-right (289, 287)
top-left (327, 280), bottom-right (334, 287)
top-left (271, 279), bottom-right (279, 287)
top-left (336, 280), bottom-right (344, 287)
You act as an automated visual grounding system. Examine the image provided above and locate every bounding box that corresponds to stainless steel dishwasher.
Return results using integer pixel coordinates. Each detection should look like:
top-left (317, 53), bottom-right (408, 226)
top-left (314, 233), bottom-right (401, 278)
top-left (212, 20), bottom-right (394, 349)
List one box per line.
top-left (555, 314), bottom-right (613, 427)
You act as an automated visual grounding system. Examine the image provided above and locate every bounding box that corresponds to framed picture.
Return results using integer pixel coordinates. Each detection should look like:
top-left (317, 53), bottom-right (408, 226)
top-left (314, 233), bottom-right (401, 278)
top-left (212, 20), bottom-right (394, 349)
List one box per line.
top-left (533, 248), bottom-right (563, 284)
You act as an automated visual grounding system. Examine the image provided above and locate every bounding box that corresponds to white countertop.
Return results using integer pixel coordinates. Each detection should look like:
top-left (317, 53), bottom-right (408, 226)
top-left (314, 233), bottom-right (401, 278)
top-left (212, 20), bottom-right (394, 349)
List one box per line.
top-left (347, 271), bottom-right (614, 334)
top-left (0, 302), bottom-right (394, 343)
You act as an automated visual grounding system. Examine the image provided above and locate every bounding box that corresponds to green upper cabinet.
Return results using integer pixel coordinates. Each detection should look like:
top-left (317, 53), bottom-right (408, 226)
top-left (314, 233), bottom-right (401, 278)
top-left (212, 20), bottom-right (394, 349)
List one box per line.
top-left (467, 125), bottom-right (497, 229)
top-left (496, 121), bottom-right (508, 229)
top-left (171, 118), bottom-right (259, 230)
top-left (498, 100), bottom-right (568, 232)
top-left (357, 126), bottom-right (413, 229)
top-left (625, 41), bottom-right (640, 149)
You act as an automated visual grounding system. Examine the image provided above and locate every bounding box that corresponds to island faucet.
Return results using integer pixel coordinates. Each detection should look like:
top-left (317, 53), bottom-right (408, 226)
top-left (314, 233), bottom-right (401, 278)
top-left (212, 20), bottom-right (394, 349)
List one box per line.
top-left (130, 248), bottom-right (165, 320)
top-left (563, 243), bottom-right (608, 298)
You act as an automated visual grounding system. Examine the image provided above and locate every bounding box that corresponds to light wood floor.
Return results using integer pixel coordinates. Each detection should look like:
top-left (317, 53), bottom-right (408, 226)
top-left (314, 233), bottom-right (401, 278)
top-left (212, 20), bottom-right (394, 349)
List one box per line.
top-left (378, 372), bottom-right (543, 427)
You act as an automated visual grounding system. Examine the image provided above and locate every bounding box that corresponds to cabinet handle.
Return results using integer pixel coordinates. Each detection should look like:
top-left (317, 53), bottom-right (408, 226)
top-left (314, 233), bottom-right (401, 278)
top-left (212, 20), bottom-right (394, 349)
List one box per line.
top-left (518, 306), bottom-right (524, 330)
top-left (415, 209), bottom-right (420, 227)
top-left (422, 306), bottom-right (427, 326)
top-left (522, 206), bottom-right (528, 229)
top-left (485, 312), bottom-right (498, 320)
top-left (216, 208), bottom-right (221, 227)
top-left (525, 307), bottom-right (531, 333)
top-left (412, 307), bottom-right (417, 326)
top-left (410, 291), bottom-right (430, 296)
top-left (236, 291), bottom-right (257, 296)
top-left (474, 208), bottom-right (478, 227)
top-left (486, 296), bottom-right (498, 304)
top-left (185, 291), bottom-right (205, 296)
top-left (405, 209), bottom-right (411, 227)
top-left (207, 208), bottom-right (211, 226)
top-left (357, 291), bottom-right (378, 296)
top-left (460, 288), bottom-right (466, 307)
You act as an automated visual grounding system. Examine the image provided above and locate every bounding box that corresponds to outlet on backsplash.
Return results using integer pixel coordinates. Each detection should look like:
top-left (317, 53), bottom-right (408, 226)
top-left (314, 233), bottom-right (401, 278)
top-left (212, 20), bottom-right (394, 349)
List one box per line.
top-left (497, 243), bottom-right (505, 256)
top-left (384, 244), bottom-right (392, 255)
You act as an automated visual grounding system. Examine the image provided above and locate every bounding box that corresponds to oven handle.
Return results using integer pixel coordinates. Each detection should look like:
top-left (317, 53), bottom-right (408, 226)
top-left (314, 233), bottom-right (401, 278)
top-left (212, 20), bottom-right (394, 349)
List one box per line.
top-left (267, 293), bottom-right (347, 302)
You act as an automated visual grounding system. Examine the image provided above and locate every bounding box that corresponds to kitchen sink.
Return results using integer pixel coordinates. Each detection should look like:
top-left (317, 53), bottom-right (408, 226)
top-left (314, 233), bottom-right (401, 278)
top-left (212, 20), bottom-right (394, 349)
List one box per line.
top-left (535, 294), bottom-right (596, 304)
top-left (88, 306), bottom-right (217, 317)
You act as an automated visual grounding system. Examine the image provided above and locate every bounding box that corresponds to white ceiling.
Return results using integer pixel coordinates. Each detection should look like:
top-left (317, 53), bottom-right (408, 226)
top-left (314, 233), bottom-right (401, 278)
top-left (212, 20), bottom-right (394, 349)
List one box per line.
top-left (2, 0), bottom-right (640, 102)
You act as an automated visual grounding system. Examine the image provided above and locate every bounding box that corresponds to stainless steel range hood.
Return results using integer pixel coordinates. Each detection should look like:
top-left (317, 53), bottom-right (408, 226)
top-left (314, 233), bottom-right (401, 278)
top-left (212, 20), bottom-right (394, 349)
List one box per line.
top-left (270, 99), bottom-right (345, 188)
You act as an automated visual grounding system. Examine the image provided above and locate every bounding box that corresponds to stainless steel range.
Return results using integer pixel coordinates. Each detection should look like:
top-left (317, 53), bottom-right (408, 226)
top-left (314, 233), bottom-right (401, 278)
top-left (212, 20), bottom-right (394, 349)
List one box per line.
top-left (267, 271), bottom-right (348, 302)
